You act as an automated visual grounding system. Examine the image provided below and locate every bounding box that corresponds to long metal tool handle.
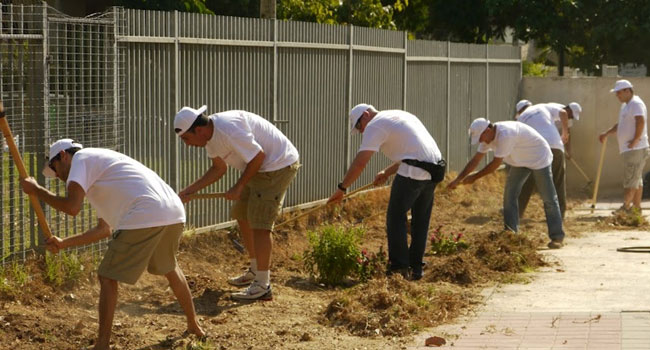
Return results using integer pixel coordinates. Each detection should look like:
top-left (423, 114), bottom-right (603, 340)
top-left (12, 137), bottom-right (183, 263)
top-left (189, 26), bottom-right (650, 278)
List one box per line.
top-left (0, 102), bottom-right (53, 239)
top-left (275, 182), bottom-right (375, 228)
top-left (591, 138), bottom-right (607, 211)
top-left (188, 192), bottom-right (226, 200)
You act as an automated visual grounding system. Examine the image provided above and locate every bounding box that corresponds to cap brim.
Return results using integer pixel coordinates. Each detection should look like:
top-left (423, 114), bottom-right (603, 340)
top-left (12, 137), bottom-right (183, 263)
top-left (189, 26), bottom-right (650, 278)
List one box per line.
top-left (349, 115), bottom-right (362, 134)
top-left (197, 105), bottom-right (207, 114)
top-left (42, 166), bottom-right (56, 178)
top-left (471, 134), bottom-right (480, 145)
top-left (610, 88), bottom-right (617, 93)
top-left (573, 113), bottom-right (580, 121)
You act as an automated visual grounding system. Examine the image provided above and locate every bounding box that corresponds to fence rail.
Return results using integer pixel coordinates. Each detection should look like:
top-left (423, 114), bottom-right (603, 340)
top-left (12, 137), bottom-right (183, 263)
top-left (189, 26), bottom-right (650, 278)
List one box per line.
top-left (0, 4), bottom-right (521, 264)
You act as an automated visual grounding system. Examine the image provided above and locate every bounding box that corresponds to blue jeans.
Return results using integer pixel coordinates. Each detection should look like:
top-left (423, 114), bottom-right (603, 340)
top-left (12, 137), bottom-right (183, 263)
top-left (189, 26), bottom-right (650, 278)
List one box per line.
top-left (504, 165), bottom-right (565, 241)
top-left (386, 174), bottom-right (437, 277)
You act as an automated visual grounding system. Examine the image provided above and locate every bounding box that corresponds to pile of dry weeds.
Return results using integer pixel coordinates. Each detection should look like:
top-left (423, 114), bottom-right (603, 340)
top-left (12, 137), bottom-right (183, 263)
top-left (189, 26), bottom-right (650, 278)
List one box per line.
top-left (324, 276), bottom-right (476, 337)
top-left (600, 207), bottom-right (650, 229)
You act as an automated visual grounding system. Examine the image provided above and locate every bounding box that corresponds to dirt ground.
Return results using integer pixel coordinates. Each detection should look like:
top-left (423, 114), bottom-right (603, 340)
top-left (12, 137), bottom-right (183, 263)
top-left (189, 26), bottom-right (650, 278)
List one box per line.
top-left (0, 171), bottom-right (610, 350)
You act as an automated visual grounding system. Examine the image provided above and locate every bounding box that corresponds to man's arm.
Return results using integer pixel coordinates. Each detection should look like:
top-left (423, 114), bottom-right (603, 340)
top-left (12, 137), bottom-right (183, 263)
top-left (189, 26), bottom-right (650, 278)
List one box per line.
top-left (559, 109), bottom-right (570, 144)
top-left (327, 150), bottom-right (375, 203)
top-left (447, 152), bottom-right (486, 190)
top-left (178, 156), bottom-right (228, 202)
top-left (462, 157), bottom-right (503, 185)
top-left (628, 115), bottom-right (645, 149)
top-left (374, 161), bottom-right (401, 185)
top-left (46, 218), bottom-right (111, 254)
top-left (599, 123), bottom-right (618, 143)
top-left (225, 150), bottom-right (265, 200)
top-left (20, 178), bottom-right (85, 216)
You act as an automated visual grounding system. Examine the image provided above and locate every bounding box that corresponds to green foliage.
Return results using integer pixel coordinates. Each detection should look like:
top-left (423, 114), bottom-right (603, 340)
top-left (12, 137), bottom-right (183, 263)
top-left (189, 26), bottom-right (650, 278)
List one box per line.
top-left (44, 251), bottom-right (85, 287)
top-left (0, 262), bottom-right (29, 294)
top-left (278, 0), bottom-right (339, 24)
top-left (357, 246), bottom-right (387, 282)
top-left (522, 60), bottom-right (550, 77)
top-left (303, 226), bottom-right (364, 286)
top-left (429, 226), bottom-right (469, 256)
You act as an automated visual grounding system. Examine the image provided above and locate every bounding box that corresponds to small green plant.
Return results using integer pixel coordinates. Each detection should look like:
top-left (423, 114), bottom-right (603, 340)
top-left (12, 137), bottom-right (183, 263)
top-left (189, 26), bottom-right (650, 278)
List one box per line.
top-left (430, 226), bottom-right (469, 256)
top-left (44, 251), bottom-right (85, 287)
top-left (303, 225), bottom-right (364, 286)
top-left (357, 246), bottom-right (387, 282)
top-left (0, 261), bottom-right (29, 294)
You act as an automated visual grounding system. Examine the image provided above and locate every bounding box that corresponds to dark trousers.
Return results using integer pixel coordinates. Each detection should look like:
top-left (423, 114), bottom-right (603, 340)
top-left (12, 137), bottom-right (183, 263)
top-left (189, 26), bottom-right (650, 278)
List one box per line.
top-left (386, 174), bottom-right (437, 277)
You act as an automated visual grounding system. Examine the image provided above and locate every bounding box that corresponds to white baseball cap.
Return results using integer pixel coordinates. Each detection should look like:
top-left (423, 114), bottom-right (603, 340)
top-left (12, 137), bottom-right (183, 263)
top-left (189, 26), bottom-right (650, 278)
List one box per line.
top-left (516, 99), bottom-right (532, 113)
top-left (568, 102), bottom-right (582, 120)
top-left (349, 103), bottom-right (374, 134)
top-left (468, 118), bottom-right (490, 145)
top-left (42, 138), bottom-right (83, 178)
top-left (174, 105), bottom-right (207, 135)
top-left (610, 79), bottom-right (633, 93)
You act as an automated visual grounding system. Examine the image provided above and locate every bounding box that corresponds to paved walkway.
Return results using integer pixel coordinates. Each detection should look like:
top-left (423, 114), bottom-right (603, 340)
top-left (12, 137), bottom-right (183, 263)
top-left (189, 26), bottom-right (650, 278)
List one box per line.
top-left (410, 201), bottom-right (650, 350)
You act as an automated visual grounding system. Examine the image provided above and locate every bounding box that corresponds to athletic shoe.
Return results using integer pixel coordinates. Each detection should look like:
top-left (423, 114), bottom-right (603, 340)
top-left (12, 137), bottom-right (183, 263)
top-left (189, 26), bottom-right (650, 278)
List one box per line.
top-left (227, 268), bottom-right (255, 287)
top-left (547, 239), bottom-right (564, 249)
top-left (231, 281), bottom-right (273, 301)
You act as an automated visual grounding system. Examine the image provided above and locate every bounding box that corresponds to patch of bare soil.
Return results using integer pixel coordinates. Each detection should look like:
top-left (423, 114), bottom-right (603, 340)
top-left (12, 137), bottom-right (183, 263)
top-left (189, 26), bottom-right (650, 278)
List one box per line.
top-left (0, 171), bottom-right (601, 349)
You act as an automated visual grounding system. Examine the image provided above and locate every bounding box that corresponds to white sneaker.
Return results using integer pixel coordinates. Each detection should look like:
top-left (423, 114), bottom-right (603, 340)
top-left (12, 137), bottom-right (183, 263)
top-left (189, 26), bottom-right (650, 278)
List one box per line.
top-left (227, 268), bottom-right (255, 287)
top-left (231, 281), bottom-right (273, 301)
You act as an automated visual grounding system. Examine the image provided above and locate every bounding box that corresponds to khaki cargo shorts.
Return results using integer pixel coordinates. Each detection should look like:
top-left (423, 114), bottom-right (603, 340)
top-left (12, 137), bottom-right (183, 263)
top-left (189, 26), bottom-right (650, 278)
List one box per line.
top-left (98, 222), bottom-right (184, 284)
top-left (231, 161), bottom-right (300, 230)
top-left (623, 148), bottom-right (650, 189)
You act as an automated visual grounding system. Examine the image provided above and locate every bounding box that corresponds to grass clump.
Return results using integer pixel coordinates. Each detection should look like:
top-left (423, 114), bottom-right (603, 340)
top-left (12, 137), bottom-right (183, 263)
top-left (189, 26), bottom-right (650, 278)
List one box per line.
top-left (43, 251), bottom-right (85, 287)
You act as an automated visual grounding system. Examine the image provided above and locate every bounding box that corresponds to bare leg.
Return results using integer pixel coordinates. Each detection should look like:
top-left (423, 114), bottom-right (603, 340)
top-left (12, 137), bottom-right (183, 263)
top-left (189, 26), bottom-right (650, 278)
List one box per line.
top-left (165, 266), bottom-right (205, 337)
top-left (253, 229), bottom-right (272, 271)
top-left (633, 187), bottom-right (643, 210)
top-left (94, 275), bottom-right (118, 350)
top-left (237, 220), bottom-right (256, 259)
top-left (624, 188), bottom-right (636, 209)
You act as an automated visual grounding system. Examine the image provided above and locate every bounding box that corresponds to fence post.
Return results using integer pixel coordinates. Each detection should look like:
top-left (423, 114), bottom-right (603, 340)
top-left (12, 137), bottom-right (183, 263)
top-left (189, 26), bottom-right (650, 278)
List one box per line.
top-left (37, 1), bottom-right (49, 250)
top-left (485, 43), bottom-right (489, 120)
top-left (113, 8), bottom-right (120, 151)
top-left (402, 31), bottom-right (407, 110)
top-left (446, 40), bottom-right (451, 163)
top-left (272, 17), bottom-right (278, 123)
top-left (345, 25), bottom-right (353, 171)
top-left (172, 10), bottom-right (179, 190)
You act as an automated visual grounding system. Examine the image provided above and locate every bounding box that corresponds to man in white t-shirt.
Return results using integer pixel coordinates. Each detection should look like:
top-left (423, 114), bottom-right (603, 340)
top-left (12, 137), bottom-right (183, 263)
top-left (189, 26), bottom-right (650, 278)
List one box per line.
top-left (448, 119), bottom-right (565, 249)
top-left (174, 106), bottom-right (299, 301)
top-left (20, 139), bottom-right (204, 350)
top-left (599, 79), bottom-right (650, 212)
top-left (327, 104), bottom-right (445, 280)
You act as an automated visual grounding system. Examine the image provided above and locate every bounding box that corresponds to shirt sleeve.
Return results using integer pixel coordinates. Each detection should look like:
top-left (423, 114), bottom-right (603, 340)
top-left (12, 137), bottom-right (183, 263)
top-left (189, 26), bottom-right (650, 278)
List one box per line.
top-left (359, 125), bottom-right (388, 152)
top-left (493, 133), bottom-right (515, 159)
top-left (224, 122), bottom-right (263, 163)
top-left (66, 157), bottom-right (92, 193)
top-left (477, 143), bottom-right (491, 153)
top-left (628, 101), bottom-right (645, 118)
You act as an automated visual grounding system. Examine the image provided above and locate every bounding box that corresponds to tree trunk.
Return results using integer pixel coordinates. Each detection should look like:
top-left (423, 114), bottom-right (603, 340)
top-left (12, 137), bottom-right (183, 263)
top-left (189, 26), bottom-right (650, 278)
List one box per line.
top-left (558, 49), bottom-right (565, 76)
top-left (260, 0), bottom-right (276, 19)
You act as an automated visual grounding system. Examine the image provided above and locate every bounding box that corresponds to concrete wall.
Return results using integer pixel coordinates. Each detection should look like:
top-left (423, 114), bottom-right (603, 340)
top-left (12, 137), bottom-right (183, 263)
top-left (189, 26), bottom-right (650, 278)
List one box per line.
top-left (522, 77), bottom-right (650, 197)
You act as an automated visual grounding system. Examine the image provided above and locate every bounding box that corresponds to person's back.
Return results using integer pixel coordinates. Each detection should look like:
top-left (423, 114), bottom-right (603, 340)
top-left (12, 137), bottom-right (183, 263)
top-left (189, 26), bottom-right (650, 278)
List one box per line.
top-left (68, 148), bottom-right (184, 230)
top-left (518, 105), bottom-right (564, 151)
top-left (480, 121), bottom-right (552, 170)
top-left (210, 110), bottom-right (298, 172)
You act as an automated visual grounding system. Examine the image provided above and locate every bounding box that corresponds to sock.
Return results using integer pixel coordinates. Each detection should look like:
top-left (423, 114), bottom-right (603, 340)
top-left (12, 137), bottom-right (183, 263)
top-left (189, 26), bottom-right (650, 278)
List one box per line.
top-left (250, 258), bottom-right (257, 273)
top-left (256, 270), bottom-right (270, 287)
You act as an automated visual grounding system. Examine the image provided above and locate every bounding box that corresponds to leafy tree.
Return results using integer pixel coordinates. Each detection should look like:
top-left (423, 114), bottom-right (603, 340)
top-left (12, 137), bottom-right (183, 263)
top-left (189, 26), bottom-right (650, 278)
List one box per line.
top-left (277, 0), bottom-right (339, 24)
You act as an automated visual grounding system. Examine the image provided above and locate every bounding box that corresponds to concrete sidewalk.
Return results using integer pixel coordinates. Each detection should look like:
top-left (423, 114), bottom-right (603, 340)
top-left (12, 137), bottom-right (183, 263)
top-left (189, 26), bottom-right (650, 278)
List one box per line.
top-left (410, 204), bottom-right (650, 350)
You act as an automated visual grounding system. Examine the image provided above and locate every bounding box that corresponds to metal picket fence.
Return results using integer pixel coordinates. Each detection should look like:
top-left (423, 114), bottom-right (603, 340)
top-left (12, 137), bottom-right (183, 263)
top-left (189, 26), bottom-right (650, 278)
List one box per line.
top-left (0, 3), bottom-right (521, 265)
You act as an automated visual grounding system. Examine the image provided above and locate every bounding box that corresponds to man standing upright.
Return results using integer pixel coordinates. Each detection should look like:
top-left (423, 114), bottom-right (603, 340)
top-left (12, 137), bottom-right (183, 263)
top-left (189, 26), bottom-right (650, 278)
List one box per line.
top-left (20, 139), bottom-right (204, 350)
top-left (448, 119), bottom-right (565, 249)
top-left (174, 106), bottom-right (300, 301)
top-left (327, 104), bottom-right (445, 280)
top-left (599, 79), bottom-right (649, 212)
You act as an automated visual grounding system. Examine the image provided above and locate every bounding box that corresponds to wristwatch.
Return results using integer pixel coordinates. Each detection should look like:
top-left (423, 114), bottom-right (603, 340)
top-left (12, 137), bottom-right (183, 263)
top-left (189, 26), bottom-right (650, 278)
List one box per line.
top-left (337, 182), bottom-right (347, 192)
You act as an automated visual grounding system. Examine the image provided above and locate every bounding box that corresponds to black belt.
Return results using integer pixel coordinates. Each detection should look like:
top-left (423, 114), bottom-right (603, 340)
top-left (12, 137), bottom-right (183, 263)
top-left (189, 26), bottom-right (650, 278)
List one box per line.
top-left (402, 159), bottom-right (446, 183)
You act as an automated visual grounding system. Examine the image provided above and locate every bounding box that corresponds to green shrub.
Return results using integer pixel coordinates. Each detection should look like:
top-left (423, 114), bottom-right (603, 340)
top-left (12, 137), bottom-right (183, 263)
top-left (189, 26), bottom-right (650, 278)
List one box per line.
top-left (303, 226), bottom-right (364, 286)
top-left (430, 226), bottom-right (469, 256)
top-left (522, 60), bottom-right (550, 77)
top-left (44, 251), bottom-right (85, 287)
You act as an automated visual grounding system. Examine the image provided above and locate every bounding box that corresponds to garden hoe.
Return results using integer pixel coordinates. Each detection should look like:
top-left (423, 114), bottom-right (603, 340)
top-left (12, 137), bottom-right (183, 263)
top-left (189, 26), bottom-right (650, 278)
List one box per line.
top-left (0, 101), bottom-right (52, 239)
top-left (591, 138), bottom-right (607, 213)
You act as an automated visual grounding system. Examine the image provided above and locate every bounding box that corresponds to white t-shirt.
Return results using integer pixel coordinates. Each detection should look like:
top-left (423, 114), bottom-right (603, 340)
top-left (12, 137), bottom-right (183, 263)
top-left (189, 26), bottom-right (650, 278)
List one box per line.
top-left (205, 111), bottom-right (299, 172)
top-left (478, 121), bottom-right (553, 170)
top-left (66, 148), bottom-right (185, 230)
top-left (358, 110), bottom-right (442, 181)
top-left (540, 102), bottom-right (574, 130)
top-left (517, 104), bottom-right (564, 151)
top-left (616, 95), bottom-right (649, 154)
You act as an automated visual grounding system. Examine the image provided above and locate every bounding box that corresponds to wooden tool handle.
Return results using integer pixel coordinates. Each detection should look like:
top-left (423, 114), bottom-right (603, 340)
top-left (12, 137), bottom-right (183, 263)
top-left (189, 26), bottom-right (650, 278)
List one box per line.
top-left (591, 138), bottom-right (607, 210)
top-left (0, 102), bottom-right (53, 239)
top-left (275, 182), bottom-right (376, 228)
top-left (188, 192), bottom-right (226, 200)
